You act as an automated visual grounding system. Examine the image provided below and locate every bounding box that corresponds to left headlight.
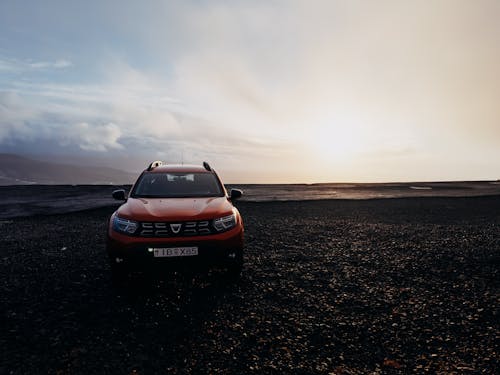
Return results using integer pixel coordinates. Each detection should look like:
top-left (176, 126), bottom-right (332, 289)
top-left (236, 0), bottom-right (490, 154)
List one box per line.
top-left (112, 215), bottom-right (139, 235)
top-left (213, 213), bottom-right (237, 232)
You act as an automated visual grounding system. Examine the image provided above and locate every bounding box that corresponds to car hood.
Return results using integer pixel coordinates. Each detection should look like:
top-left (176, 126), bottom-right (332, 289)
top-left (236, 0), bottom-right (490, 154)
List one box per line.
top-left (116, 196), bottom-right (234, 221)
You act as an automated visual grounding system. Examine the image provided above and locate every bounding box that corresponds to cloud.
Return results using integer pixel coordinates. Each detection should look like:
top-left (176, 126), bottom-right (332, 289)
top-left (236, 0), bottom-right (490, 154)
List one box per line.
top-left (0, 92), bottom-right (123, 152)
top-left (0, 58), bottom-right (73, 72)
top-left (60, 122), bottom-right (123, 151)
top-left (1, 0), bottom-right (499, 181)
top-left (0, 63), bottom-right (282, 159)
top-left (167, 1), bottom-right (500, 178)
top-left (29, 59), bottom-right (72, 69)
top-left (0, 92), bottom-right (39, 142)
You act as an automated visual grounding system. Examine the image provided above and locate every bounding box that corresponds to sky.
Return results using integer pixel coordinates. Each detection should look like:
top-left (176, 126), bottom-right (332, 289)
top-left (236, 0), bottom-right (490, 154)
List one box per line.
top-left (0, 0), bottom-right (499, 183)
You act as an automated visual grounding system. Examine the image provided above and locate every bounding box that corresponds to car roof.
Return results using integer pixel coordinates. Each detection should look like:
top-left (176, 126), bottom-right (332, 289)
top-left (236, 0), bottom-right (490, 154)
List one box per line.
top-left (146, 164), bottom-right (212, 173)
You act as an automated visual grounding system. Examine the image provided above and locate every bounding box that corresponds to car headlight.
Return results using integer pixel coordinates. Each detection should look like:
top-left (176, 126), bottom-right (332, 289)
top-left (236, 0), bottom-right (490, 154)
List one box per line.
top-left (112, 215), bottom-right (139, 235)
top-left (213, 213), bottom-right (237, 232)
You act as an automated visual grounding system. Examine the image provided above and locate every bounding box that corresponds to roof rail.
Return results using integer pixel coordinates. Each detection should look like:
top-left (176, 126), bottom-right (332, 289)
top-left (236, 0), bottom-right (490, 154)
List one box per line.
top-left (203, 161), bottom-right (212, 171)
top-left (147, 160), bottom-right (163, 171)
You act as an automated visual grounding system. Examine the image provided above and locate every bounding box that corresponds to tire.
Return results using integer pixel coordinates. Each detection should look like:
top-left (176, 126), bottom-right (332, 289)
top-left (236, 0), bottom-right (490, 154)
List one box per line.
top-left (225, 249), bottom-right (243, 280)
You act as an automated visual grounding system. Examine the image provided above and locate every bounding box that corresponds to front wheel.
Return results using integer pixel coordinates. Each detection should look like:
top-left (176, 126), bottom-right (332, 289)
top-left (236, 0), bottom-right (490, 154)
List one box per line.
top-left (225, 249), bottom-right (243, 280)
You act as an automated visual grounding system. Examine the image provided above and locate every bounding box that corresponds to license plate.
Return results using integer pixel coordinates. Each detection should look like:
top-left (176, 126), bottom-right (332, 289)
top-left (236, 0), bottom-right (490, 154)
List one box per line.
top-left (151, 247), bottom-right (198, 258)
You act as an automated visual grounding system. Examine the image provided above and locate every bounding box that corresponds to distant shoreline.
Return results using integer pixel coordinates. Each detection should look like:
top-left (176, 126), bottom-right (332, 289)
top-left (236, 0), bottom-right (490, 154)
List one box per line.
top-left (1, 184), bottom-right (500, 220)
top-left (2, 181), bottom-right (499, 188)
top-left (2, 183), bottom-right (500, 219)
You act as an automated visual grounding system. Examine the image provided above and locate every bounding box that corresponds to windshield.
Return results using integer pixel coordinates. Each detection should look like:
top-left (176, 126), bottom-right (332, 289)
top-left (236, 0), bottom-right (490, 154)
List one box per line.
top-left (131, 172), bottom-right (224, 198)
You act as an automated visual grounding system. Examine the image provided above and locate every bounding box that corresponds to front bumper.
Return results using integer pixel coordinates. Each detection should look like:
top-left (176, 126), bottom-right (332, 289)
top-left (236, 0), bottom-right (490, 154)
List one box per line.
top-left (106, 226), bottom-right (244, 270)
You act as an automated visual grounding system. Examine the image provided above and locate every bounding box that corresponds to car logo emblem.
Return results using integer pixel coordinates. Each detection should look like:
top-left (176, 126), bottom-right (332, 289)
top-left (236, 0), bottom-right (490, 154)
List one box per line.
top-left (170, 223), bottom-right (182, 234)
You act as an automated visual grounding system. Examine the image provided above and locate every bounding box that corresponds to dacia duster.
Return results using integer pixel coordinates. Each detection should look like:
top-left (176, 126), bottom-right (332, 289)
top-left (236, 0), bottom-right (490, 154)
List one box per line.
top-left (106, 161), bottom-right (244, 282)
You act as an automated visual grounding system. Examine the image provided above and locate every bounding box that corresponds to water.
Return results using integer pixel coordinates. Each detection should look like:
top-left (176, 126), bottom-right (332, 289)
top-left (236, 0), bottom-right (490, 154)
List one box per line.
top-left (228, 181), bottom-right (500, 201)
top-left (1, 181), bottom-right (499, 218)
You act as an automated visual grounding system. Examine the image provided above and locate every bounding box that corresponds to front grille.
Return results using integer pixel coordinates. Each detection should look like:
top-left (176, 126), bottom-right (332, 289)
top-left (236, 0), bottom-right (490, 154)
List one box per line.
top-left (139, 220), bottom-right (215, 237)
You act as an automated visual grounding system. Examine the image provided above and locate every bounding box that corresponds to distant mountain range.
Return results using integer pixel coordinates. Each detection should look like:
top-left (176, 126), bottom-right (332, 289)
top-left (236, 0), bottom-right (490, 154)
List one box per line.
top-left (0, 154), bottom-right (137, 185)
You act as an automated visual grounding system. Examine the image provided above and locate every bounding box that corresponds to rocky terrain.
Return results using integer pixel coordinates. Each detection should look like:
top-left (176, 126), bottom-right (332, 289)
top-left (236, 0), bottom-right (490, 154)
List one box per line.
top-left (1, 196), bottom-right (499, 374)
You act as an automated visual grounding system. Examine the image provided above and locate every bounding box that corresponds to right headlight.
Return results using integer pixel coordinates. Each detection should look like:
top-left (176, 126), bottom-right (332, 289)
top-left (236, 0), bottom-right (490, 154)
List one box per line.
top-left (213, 213), bottom-right (237, 232)
top-left (112, 215), bottom-right (139, 235)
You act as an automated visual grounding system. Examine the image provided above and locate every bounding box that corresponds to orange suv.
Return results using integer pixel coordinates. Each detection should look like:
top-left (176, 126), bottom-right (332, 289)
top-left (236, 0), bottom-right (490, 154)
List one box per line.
top-left (106, 161), bottom-right (244, 282)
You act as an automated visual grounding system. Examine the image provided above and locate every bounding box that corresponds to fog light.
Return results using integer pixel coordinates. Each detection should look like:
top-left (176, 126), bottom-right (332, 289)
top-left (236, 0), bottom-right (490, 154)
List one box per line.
top-left (115, 257), bottom-right (124, 263)
top-left (148, 248), bottom-right (154, 252)
top-left (228, 253), bottom-right (236, 259)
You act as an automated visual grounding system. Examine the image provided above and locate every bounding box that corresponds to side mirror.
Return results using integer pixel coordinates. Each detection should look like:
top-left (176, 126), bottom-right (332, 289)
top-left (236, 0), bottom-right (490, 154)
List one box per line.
top-left (229, 188), bottom-right (243, 200)
top-left (112, 189), bottom-right (127, 201)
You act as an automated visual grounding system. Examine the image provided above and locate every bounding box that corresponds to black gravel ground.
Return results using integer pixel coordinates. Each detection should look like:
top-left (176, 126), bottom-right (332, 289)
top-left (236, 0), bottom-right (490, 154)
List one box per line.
top-left (1, 196), bottom-right (499, 374)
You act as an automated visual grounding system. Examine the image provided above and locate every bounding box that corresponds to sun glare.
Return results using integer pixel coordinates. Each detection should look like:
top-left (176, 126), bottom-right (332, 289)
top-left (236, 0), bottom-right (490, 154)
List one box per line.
top-left (309, 122), bottom-right (363, 162)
